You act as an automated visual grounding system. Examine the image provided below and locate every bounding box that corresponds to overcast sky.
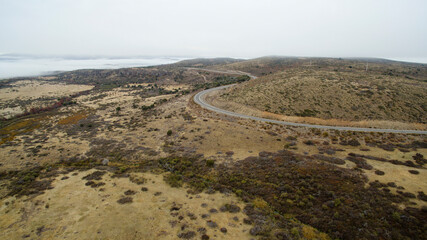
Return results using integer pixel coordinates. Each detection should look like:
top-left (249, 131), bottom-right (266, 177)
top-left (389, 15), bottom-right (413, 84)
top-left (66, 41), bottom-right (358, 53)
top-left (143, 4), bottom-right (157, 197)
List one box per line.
top-left (1, 0), bottom-right (426, 59)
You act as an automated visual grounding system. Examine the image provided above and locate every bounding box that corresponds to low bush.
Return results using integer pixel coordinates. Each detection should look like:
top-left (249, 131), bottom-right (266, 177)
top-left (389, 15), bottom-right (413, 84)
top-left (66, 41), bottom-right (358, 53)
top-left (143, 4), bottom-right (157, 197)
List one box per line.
top-left (206, 159), bottom-right (215, 167)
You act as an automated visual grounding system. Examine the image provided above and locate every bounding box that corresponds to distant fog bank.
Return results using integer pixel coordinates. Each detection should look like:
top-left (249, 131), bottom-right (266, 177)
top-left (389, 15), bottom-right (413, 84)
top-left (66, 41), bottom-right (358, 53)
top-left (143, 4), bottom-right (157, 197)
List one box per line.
top-left (385, 57), bottom-right (427, 64)
top-left (1, 54), bottom-right (426, 80)
top-left (0, 55), bottom-right (187, 79)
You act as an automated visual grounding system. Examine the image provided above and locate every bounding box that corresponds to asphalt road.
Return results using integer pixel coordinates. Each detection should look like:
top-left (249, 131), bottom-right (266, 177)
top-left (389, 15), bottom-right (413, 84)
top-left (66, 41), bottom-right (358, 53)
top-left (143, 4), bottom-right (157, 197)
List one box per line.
top-left (193, 70), bottom-right (427, 134)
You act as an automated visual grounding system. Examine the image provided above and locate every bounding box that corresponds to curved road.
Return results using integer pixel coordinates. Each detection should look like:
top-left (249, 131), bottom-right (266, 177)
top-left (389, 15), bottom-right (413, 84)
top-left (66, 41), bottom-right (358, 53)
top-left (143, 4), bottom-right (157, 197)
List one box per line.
top-left (192, 69), bottom-right (427, 134)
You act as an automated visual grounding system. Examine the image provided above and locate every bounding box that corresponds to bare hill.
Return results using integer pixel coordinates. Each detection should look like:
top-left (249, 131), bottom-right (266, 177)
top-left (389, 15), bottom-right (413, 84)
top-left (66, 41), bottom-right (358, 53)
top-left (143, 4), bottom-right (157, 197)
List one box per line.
top-left (166, 57), bottom-right (243, 68)
top-left (214, 57), bottom-right (427, 80)
top-left (221, 60), bottom-right (427, 123)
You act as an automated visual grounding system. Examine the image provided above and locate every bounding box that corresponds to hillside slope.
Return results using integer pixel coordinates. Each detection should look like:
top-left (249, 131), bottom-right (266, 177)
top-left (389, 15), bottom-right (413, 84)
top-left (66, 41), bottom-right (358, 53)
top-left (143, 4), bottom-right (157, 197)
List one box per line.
top-left (222, 66), bottom-right (427, 123)
top-left (213, 57), bottom-right (427, 81)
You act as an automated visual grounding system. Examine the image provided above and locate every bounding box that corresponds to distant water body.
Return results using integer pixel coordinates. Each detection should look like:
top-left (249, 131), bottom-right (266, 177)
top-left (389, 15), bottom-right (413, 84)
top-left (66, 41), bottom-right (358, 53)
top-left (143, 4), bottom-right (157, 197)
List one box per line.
top-left (0, 55), bottom-right (188, 79)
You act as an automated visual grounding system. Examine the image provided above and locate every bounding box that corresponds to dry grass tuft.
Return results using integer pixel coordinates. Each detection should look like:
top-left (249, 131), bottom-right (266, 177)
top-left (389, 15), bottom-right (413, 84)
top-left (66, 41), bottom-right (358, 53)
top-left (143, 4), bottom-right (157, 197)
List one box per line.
top-left (301, 225), bottom-right (330, 240)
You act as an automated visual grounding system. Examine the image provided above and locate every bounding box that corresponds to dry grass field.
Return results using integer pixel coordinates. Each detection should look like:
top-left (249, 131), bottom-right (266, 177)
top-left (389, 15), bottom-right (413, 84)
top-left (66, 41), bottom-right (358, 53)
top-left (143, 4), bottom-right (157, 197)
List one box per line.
top-left (0, 81), bottom-right (93, 119)
top-left (0, 58), bottom-right (426, 240)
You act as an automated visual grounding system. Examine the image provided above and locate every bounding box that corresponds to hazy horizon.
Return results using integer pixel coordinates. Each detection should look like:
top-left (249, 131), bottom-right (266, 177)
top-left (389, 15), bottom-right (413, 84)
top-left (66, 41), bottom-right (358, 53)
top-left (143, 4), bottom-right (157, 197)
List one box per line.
top-left (2, 53), bottom-right (427, 63)
top-left (0, 55), bottom-right (188, 79)
top-left (1, 0), bottom-right (426, 60)
top-left (1, 54), bottom-right (426, 80)
top-left (2, 0), bottom-right (427, 78)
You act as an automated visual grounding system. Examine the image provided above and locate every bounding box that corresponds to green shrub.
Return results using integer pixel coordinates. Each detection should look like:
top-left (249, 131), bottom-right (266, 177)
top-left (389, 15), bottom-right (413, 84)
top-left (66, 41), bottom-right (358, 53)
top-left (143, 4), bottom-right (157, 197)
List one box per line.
top-left (165, 173), bottom-right (182, 187)
top-left (206, 159), bottom-right (215, 167)
top-left (141, 104), bottom-right (154, 111)
top-left (291, 227), bottom-right (300, 237)
top-left (392, 212), bottom-right (400, 221)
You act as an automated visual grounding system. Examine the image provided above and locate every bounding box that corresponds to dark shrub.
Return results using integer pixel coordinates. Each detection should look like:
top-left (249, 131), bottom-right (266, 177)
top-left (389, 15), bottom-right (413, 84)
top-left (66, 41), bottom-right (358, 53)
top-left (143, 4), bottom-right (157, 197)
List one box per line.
top-left (347, 139), bottom-right (361, 146)
top-left (124, 190), bottom-right (136, 195)
top-left (206, 160), bottom-right (215, 167)
top-left (117, 197), bottom-right (133, 204)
